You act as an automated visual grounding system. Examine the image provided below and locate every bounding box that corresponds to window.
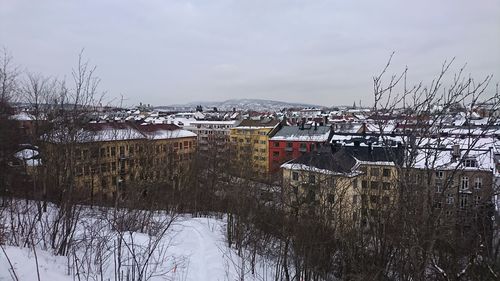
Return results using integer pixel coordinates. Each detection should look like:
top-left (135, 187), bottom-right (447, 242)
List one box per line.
top-left (382, 182), bottom-right (390, 190)
top-left (371, 181), bottom-right (379, 190)
top-left (382, 168), bottom-right (391, 177)
top-left (382, 196), bottom-right (390, 204)
top-left (446, 195), bottom-right (454, 205)
top-left (100, 163), bottom-right (107, 173)
top-left (308, 174), bottom-right (316, 184)
top-left (360, 166), bottom-right (367, 174)
top-left (273, 142), bottom-right (280, 147)
top-left (435, 199), bottom-right (442, 209)
top-left (461, 176), bottom-right (469, 190)
top-left (75, 149), bottom-right (82, 160)
top-left (299, 143), bottom-right (307, 151)
top-left (436, 171), bottom-right (444, 179)
top-left (459, 195), bottom-right (468, 209)
top-left (435, 183), bottom-right (442, 193)
top-left (371, 168), bottom-right (380, 177)
top-left (273, 151), bottom-right (280, 157)
top-left (119, 146), bottom-right (125, 156)
top-left (474, 178), bottom-right (482, 189)
top-left (362, 180), bottom-right (368, 189)
top-left (464, 158), bottom-right (477, 167)
top-left (286, 142), bottom-right (293, 148)
top-left (327, 194), bottom-right (335, 204)
top-left (370, 195), bottom-right (379, 204)
top-left (474, 196), bottom-right (481, 205)
top-left (100, 148), bottom-right (106, 158)
top-left (76, 165), bottom-right (83, 176)
top-left (307, 190), bottom-right (316, 202)
top-left (328, 177), bottom-right (336, 187)
top-left (292, 172), bottom-right (299, 181)
top-left (353, 195), bottom-right (358, 204)
top-left (111, 147), bottom-right (116, 157)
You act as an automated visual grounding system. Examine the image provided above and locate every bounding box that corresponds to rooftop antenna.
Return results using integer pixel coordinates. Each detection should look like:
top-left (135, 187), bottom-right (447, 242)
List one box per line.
top-left (119, 94), bottom-right (129, 109)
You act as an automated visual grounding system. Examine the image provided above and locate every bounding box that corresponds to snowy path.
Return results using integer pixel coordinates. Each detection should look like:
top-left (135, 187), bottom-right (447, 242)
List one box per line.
top-left (169, 217), bottom-right (232, 281)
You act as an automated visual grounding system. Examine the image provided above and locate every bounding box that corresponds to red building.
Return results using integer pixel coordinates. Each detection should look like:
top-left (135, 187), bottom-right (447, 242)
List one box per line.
top-left (268, 123), bottom-right (333, 172)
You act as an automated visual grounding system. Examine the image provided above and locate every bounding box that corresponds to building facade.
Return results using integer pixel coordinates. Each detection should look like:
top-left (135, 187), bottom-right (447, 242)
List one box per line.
top-left (43, 123), bottom-right (197, 199)
top-left (230, 119), bottom-right (281, 176)
top-left (269, 123), bottom-right (332, 172)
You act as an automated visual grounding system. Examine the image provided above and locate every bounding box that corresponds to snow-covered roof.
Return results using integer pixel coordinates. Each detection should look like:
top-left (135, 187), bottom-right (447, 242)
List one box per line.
top-left (9, 112), bottom-right (35, 121)
top-left (45, 123), bottom-right (197, 143)
top-left (412, 137), bottom-right (498, 172)
top-left (15, 149), bottom-right (39, 160)
top-left (281, 163), bottom-right (359, 177)
top-left (142, 129), bottom-right (197, 140)
top-left (271, 126), bottom-right (331, 142)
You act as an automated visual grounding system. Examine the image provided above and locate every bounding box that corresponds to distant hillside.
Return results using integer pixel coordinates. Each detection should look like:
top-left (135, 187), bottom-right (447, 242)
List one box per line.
top-left (158, 98), bottom-right (321, 111)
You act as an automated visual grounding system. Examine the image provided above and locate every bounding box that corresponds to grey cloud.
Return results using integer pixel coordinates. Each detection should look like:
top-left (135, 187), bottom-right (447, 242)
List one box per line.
top-left (1, 0), bottom-right (498, 106)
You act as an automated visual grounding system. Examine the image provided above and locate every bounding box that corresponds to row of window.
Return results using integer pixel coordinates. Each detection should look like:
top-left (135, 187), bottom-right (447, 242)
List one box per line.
top-left (361, 180), bottom-right (391, 190)
top-left (233, 130), bottom-right (268, 136)
top-left (359, 166), bottom-right (392, 177)
top-left (435, 176), bottom-right (483, 192)
top-left (437, 194), bottom-right (482, 209)
top-left (353, 194), bottom-right (391, 205)
top-left (75, 141), bottom-right (194, 160)
top-left (197, 130), bottom-right (229, 135)
top-left (196, 124), bottom-right (233, 129)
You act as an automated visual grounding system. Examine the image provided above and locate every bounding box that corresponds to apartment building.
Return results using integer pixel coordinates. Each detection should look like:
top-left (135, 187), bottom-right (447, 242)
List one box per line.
top-left (269, 123), bottom-right (332, 172)
top-left (281, 145), bottom-right (402, 226)
top-left (230, 119), bottom-right (281, 176)
top-left (42, 123), bottom-right (197, 199)
top-left (188, 120), bottom-right (240, 152)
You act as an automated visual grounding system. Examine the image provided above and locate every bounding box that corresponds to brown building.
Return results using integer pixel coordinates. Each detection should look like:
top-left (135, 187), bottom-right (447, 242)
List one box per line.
top-left (42, 122), bottom-right (197, 199)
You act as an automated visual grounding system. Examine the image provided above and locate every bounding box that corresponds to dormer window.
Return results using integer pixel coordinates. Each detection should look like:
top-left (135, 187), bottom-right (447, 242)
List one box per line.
top-left (464, 158), bottom-right (477, 168)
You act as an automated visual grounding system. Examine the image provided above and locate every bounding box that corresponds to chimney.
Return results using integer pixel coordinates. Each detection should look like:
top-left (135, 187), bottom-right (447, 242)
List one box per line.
top-left (452, 144), bottom-right (460, 160)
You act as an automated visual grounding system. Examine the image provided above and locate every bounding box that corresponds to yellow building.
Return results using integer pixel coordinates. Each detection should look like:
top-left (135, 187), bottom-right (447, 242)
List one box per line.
top-left (281, 145), bottom-right (402, 228)
top-left (42, 123), bottom-right (197, 200)
top-left (281, 148), bottom-right (361, 226)
top-left (230, 119), bottom-right (281, 176)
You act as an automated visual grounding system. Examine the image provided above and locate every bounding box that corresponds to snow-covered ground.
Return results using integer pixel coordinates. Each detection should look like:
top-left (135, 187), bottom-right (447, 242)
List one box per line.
top-left (0, 202), bottom-right (275, 281)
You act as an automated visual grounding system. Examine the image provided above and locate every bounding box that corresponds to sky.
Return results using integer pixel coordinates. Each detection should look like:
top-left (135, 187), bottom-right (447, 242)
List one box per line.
top-left (1, 0), bottom-right (499, 107)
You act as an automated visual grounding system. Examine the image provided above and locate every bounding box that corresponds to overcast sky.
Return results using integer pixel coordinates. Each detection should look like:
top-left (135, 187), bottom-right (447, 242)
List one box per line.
top-left (1, 0), bottom-right (499, 107)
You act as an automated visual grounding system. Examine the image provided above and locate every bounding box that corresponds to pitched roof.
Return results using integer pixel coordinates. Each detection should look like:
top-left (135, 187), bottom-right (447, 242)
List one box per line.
top-left (237, 119), bottom-right (280, 128)
top-left (342, 145), bottom-right (404, 165)
top-left (270, 126), bottom-right (331, 142)
top-left (282, 147), bottom-right (358, 175)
